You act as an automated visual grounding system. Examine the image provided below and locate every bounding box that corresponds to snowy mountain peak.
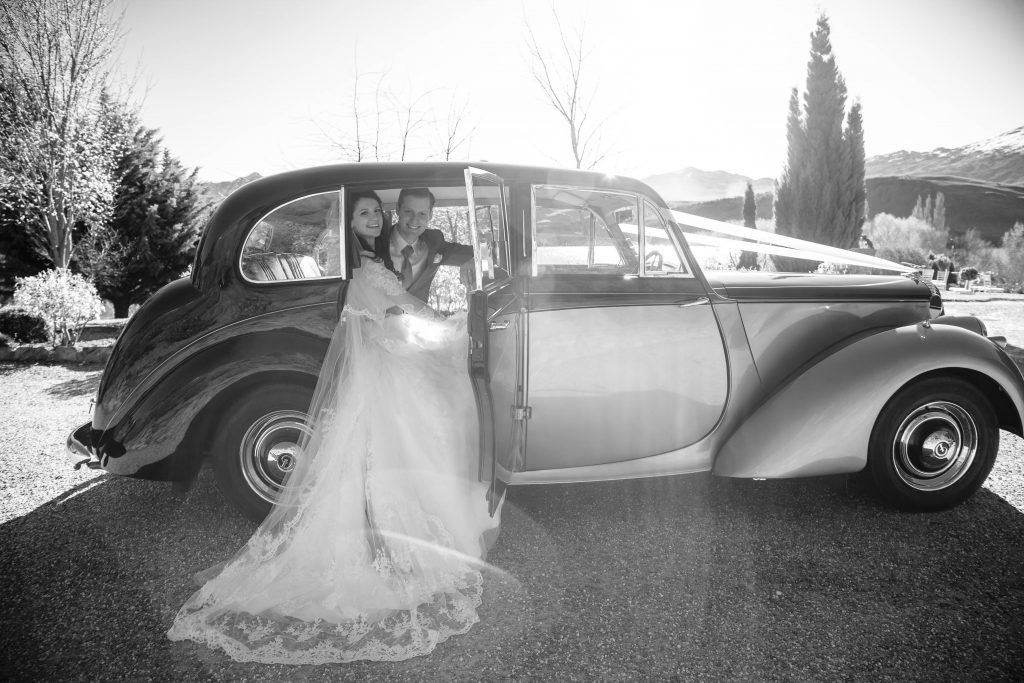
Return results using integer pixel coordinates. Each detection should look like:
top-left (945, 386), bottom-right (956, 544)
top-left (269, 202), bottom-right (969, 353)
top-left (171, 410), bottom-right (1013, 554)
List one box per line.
top-left (961, 126), bottom-right (1024, 155)
top-left (866, 125), bottom-right (1024, 185)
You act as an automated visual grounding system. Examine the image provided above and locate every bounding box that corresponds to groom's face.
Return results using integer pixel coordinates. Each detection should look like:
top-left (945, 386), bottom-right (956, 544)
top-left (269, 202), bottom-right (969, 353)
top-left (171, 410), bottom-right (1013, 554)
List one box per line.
top-left (395, 196), bottom-right (433, 244)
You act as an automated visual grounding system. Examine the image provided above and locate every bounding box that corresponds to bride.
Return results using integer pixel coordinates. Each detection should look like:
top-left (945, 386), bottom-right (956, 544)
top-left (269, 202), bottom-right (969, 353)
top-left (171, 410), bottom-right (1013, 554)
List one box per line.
top-left (168, 190), bottom-right (500, 664)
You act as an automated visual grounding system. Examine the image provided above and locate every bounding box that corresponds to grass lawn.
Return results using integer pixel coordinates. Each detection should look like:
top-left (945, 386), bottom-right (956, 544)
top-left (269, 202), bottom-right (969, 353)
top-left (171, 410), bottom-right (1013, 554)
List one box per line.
top-left (943, 299), bottom-right (1024, 348)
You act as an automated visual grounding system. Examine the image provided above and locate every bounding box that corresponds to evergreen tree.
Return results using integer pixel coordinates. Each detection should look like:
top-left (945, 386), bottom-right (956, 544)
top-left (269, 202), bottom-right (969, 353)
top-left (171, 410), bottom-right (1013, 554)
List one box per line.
top-left (774, 88), bottom-right (804, 244)
top-left (774, 13), bottom-right (866, 271)
top-left (912, 195), bottom-right (925, 222)
top-left (844, 101), bottom-right (866, 235)
top-left (79, 124), bottom-right (208, 316)
top-left (933, 192), bottom-right (946, 232)
top-left (737, 181), bottom-right (759, 269)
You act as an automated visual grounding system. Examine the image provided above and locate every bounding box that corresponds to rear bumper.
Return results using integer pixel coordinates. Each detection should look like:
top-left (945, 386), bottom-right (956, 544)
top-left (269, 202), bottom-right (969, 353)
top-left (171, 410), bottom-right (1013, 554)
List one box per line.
top-left (67, 422), bottom-right (104, 470)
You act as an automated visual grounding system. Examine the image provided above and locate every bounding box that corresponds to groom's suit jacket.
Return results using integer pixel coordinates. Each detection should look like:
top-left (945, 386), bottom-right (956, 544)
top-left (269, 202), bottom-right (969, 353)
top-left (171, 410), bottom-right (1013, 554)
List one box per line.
top-left (384, 228), bottom-right (474, 303)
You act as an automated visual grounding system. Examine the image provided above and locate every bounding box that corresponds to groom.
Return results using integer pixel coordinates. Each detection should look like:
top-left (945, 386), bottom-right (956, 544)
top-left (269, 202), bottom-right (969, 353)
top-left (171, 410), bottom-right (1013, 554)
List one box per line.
top-left (385, 187), bottom-right (474, 302)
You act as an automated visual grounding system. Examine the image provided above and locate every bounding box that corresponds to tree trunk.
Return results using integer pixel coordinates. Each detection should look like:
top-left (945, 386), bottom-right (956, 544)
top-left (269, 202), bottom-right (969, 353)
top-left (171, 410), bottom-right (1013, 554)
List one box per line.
top-left (113, 297), bottom-right (132, 318)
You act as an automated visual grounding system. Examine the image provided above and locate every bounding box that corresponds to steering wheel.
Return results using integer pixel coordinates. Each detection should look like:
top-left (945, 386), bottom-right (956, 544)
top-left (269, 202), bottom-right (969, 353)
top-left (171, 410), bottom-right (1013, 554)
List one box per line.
top-left (645, 250), bottom-right (663, 271)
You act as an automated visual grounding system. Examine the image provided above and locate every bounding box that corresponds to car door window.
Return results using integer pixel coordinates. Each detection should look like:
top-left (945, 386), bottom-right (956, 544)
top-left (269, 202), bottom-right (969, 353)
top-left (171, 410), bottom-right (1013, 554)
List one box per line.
top-left (532, 186), bottom-right (640, 276)
top-left (642, 200), bottom-right (690, 276)
top-left (240, 191), bottom-right (343, 283)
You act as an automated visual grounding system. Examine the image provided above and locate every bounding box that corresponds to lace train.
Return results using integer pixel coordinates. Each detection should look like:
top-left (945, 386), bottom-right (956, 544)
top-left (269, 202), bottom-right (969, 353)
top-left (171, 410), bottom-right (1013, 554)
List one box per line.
top-left (168, 261), bottom-right (499, 663)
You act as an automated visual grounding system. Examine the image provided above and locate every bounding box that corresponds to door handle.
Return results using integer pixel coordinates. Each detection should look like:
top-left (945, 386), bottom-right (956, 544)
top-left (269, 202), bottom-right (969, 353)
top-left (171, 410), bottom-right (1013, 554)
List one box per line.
top-left (488, 319), bottom-right (510, 331)
top-left (678, 297), bottom-right (710, 308)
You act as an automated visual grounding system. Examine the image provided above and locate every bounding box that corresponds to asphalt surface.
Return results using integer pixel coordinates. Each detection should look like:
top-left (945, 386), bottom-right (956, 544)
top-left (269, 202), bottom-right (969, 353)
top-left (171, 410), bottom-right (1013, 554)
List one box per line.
top-left (2, 362), bottom-right (1024, 681)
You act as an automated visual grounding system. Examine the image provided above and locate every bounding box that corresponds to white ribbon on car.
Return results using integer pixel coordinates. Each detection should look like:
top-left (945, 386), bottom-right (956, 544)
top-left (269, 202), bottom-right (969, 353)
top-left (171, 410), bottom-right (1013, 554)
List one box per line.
top-left (669, 210), bottom-right (914, 274)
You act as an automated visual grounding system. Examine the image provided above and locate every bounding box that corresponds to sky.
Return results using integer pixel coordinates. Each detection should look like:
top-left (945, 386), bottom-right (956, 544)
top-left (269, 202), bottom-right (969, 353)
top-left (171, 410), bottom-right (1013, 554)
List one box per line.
top-left (115, 0), bottom-right (1024, 183)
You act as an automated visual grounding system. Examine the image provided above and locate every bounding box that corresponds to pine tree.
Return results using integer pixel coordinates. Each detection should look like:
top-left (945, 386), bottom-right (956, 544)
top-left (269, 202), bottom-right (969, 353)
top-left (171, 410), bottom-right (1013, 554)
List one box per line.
top-left (737, 181), bottom-right (759, 269)
top-left (774, 13), bottom-right (866, 271)
top-left (78, 123), bottom-right (209, 316)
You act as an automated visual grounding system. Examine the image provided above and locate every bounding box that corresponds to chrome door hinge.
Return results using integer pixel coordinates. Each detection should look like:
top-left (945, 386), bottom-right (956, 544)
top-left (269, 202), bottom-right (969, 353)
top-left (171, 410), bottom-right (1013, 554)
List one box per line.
top-left (511, 405), bottom-right (532, 420)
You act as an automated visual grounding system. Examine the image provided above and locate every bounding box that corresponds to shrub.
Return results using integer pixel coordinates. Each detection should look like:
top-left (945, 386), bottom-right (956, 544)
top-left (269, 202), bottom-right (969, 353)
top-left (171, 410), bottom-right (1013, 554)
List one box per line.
top-left (13, 269), bottom-right (103, 345)
top-left (0, 330), bottom-right (17, 348)
top-left (865, 213), bottom-right (947, 265)
top-left (959, 267), bottom-right (978, 283)
top-left (0, 306), bottom-right (52, 343)
top-left (995, 222), bottom-right (1024, 290)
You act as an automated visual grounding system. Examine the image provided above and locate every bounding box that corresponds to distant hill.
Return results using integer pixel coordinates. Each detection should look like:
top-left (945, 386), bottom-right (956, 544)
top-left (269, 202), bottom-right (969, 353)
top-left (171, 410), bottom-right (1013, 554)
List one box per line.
top-left (668, 193), bottom-right (774, 222)
top-left (670, 177), bottom-right (1024, 245)
top-left (866, 175), bottom-right (1024, 245)
top-left (644, 167), bottom-right (774, 202)
top-left (866, 126), bottom-right (1024, 185)
top-left (197, 172), bottom-right (262, 208)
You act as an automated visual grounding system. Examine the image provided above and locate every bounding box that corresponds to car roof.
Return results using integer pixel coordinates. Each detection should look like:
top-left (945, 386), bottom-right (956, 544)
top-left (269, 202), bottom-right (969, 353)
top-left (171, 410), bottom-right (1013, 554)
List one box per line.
top-left (193, 161), bottom-right (667, 287)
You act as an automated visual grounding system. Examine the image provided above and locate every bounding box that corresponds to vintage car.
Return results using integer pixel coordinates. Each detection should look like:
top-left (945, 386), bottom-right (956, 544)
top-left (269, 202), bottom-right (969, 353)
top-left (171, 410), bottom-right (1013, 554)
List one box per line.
top-left (67, 162), bottom-right (1024, 521)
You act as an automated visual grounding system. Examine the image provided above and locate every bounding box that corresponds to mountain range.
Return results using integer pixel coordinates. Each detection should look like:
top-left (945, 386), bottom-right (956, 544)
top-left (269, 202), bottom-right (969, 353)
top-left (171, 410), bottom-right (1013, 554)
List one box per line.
top-left (648, 126), bottom-right (1024, 244)
top-left (865, 126), bottom-right (1024, 185)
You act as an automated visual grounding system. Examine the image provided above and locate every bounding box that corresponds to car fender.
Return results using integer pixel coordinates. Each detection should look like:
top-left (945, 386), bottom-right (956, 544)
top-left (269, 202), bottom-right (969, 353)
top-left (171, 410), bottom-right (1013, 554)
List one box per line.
top-left (97, 327), bottom-right (329, 478)
top-left (713, 321), bottom-right (1024, 479)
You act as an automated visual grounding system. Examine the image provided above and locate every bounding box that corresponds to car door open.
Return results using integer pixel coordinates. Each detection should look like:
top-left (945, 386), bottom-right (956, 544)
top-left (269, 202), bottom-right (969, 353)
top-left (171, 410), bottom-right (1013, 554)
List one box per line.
top-left (464, 167), bottom-right (523, 516)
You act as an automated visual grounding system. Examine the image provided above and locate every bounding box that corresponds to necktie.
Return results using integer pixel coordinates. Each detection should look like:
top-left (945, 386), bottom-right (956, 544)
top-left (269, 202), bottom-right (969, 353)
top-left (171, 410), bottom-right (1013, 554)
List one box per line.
top-left (400, 244), bottom-right (414, 287)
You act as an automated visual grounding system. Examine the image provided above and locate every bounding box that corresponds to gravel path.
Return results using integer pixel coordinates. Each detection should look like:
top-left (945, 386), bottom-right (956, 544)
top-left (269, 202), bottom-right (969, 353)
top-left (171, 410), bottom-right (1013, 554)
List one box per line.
top-left (2, 361), bottom-right (1024, 681)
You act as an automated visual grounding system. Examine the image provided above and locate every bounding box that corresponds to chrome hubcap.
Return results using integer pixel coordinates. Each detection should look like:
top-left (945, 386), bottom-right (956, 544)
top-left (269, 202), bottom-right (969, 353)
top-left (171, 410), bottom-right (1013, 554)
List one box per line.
top-left (239, 410), bottom-right (312, 504)
top-left (893, 401), bottom-right (977, 491)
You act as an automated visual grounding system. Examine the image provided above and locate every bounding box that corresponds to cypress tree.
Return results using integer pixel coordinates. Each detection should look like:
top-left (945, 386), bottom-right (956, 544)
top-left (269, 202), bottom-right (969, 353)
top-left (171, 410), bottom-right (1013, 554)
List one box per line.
top-left (933, 192), bottom-right (946, 231)
top-left (844, 100), bottom-right (866, 238)
top-left (737, 181), bottom-right (759, 269)
top-left (774, 13), bottom-right (866, 270)
top-left (912, 195), bottom-right (924, 221)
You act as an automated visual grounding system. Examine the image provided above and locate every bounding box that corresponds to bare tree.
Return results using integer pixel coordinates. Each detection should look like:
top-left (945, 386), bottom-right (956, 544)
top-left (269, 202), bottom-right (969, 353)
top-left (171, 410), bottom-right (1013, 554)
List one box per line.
top-left (390, 86), bottom-right (433, 162)
top-left (434, 94), bottom-right (473, 161)
top-left (319, 64), bottom-right (472, 164)
top-left (318, 57), bottom-right (393, 162)
top-left (0, 0), bottom-right (123, 268)
top-left (524, 7), bottom-right (606, 169)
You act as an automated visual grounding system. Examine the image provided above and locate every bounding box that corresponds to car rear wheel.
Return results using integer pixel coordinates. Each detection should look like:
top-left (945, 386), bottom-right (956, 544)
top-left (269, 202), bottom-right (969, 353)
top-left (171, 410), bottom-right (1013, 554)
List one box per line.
top-left (868, 377), bottom-right (998, 510)
top-left (211, 382), bottom-right (314, 522)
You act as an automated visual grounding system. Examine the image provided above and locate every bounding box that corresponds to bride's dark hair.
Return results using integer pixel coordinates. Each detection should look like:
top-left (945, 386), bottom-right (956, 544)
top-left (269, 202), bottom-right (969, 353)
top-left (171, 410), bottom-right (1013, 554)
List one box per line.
top-left (346, 190), bottom-right (389, 267)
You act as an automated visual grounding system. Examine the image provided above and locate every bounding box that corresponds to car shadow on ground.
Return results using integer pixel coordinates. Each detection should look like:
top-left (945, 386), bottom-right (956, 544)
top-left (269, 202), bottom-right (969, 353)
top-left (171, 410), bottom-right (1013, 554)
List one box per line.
top-left (44, 369), bottom-right (103, 399)
top-left (2, 468), bottom-right (1023, 681)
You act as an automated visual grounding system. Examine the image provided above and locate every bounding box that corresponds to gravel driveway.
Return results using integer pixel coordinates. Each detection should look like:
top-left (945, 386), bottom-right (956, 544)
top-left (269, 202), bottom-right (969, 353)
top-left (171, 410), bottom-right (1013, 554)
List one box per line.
top-left (2, 361), bottom-right (1024, 681)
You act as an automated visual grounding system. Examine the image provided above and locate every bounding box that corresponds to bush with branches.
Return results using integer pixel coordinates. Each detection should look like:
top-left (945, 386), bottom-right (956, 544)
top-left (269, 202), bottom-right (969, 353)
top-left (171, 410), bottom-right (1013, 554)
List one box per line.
top-left (0, 305), bottom-right (52, 343)
top-left (13, 269), bottom-right (103, 345)
top-left (995, 222), bottom-right (1024, 292)
top-left (864, 213), bottom-right (946, 265)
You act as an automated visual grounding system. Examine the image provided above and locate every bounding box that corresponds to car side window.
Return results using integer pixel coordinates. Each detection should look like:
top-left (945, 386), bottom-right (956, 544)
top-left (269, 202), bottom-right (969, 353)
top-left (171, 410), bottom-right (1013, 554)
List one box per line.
top-left (240, 191), bottom-right (343, 283)
top-left (642, 200), bottom-right (689, 276)
top-left (532, 185), bottom-right (640, 275)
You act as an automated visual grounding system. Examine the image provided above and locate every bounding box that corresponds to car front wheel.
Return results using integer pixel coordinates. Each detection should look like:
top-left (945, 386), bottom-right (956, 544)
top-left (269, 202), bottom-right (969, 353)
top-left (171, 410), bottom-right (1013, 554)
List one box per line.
top-left (868, 377), bottom-right (998, 510)
top-left (211, 382), bottom-right (314, 522)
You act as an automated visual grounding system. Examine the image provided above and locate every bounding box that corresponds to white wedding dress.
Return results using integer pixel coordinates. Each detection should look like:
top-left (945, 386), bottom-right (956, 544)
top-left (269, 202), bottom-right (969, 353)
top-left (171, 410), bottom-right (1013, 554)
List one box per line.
top-left (167, 259), bottom-right (500, 664)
